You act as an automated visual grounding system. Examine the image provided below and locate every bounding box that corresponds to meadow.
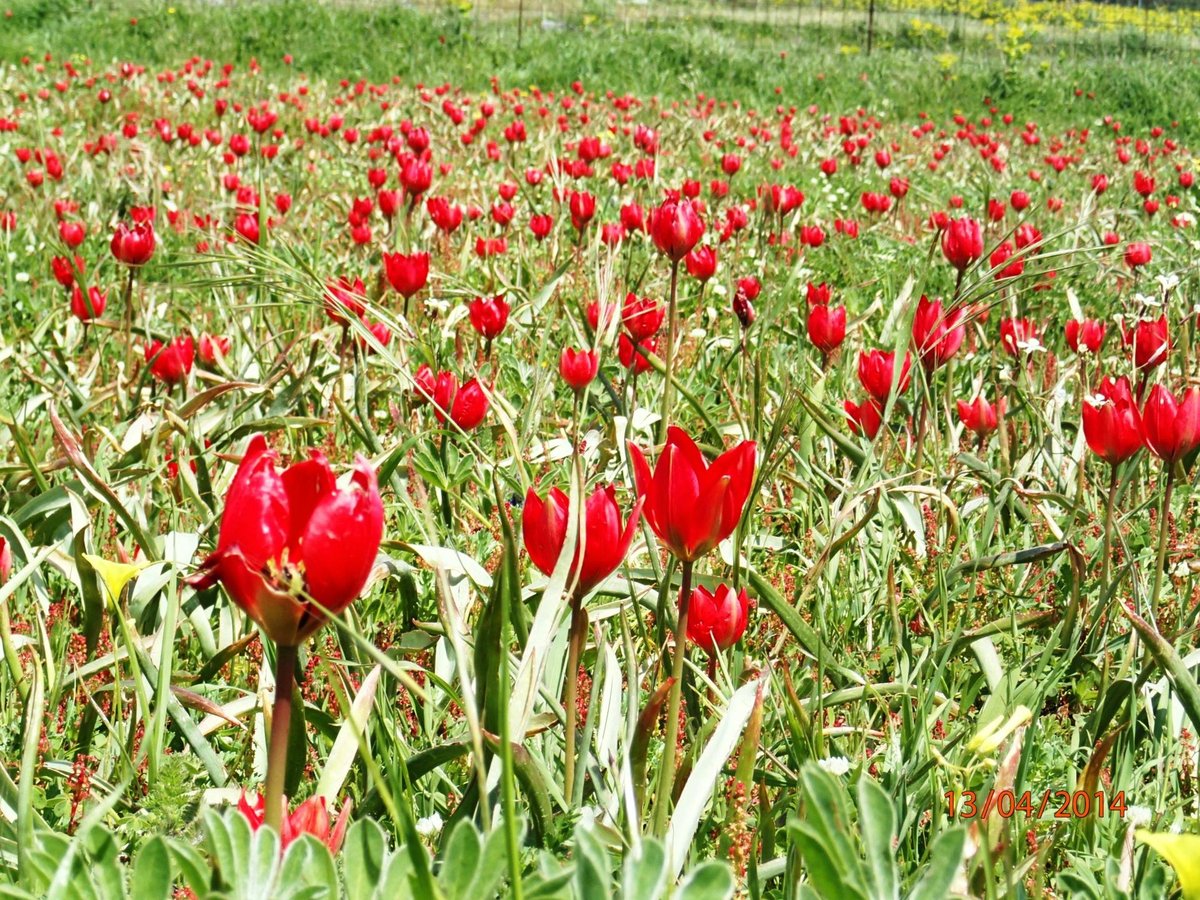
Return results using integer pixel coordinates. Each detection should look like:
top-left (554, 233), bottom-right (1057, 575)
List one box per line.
top-left (2, 0), bottom-right (1200, 897)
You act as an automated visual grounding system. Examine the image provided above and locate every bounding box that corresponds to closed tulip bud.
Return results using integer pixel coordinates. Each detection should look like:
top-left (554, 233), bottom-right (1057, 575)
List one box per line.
top-left (0, 537), bottom-right (10, 585)
top-left (628, 426), bottom-right (756, 562)
top-left (110, 221), bottom-right (155, 265)
top-left (684, 245), bottom-right (717, 282)
top-left (51, 254), bottom-right (83, 286)
top-left (648, 197), bottom-right (705, 262)
top-left (733, 292), bottom-right (755, 329)
top-left (145, 336), bottom-right (194, 385)
top-left (686, 584), bottom-right (751, 654)
top-left (569, 191), bottom-right (596, 231)
top-left (382, 251), bottom-right (430, 299)
top-left (467, 295), bottom-right (510, 340)
top-left (807, 304), bottom-right (847, 356)
top-left (60, 220), bottom-right (86, 248)
top-left (1064, 319), bottom-right (1106, 354)
top-left (529, 214), bottom-right (553, 240)
top-left (940, 216), bottom-right (983, 271)
top-left (559, 347), bottom-right (599, 392)
top-left (188, 436), bottom-right (383, 647)
top-left (845, 398), bottom-right (884, 440)
top-left (1142, 384), bottom-right (1200, 463)
top-left (1083, 376), bottom-right (1144, 465)
top-left (433, 372), bottom-right (489, 431)
top-left (522, 485), bottom-right (642, 599)
top-left (857, 349), bottom-right (912, 402)
top-left (70, 284), bottom-right (106, 321)
top-left (1123, 315), bottom-right (1170, 370)
top-left (912, 295), bottom-right (966, 372)
top-left (989, 241), bottom-right (1024, 280)
top-left (957, 395), bottom-right (1001, 437)
top-left (1124, 241), bottom-right (1152, 269)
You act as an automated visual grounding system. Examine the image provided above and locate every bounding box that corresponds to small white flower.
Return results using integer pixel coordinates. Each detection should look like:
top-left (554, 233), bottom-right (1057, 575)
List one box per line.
top-left (1170, 819), bottom-right (1184, 834)
top-left (1157, 273), bottom-right (1180, 293)
top-left (416, 812), bottom-right (444, 837)
top-left (14, 272), bottom-right (28, 283)
top-left (578, 807), bottom-right (597, 829)
top-left (1127, 805), bottom-right (1152, 827)
top-left (818, 756), bottom-right (852, 776)
top-left (1085, 392), bottom-right (1109, 409)
top-left (1134, 292), bottom-right (1161, 308)
top-left (1016, 337), bottom-right (1045, 354)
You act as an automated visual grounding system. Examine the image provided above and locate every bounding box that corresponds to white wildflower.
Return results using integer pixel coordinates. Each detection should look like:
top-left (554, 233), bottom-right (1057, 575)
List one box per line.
top-left (416, 812), bottom-right (444, 837)
top-left (1126, 805), bottom-right (1152, 827)
top-left (818, 756), bottom-right (851, 776)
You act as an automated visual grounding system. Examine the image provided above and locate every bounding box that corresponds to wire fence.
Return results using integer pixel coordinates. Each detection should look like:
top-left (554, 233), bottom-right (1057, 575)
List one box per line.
top-left (397, 0), bottom-right (1200, 57)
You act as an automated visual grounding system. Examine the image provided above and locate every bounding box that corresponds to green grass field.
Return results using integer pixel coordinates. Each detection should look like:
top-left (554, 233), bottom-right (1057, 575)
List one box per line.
top-left (3, 1), bottom-right (1200, 897)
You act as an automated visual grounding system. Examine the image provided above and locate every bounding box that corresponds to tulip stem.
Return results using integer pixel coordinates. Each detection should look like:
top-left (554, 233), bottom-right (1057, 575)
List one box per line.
top-left (659, 259), bottom-right (681, 445)
top-left (264, 642), bottom-right (298, 834)
top-left (653, 558), bottom-right (693, 837)
top-left (1100, 463), bottom-right (1119, 591)
top-left (562, 597), bottom-right (587, 802)
top-left (1149, 465), bottom-right (1176, 619)
top-left (914, 393), bottom-right (930, 471)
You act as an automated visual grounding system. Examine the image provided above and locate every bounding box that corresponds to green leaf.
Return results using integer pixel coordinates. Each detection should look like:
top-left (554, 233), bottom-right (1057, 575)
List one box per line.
top-left (278, 834), bottom-right (337, 896)
top-left (620, 839), bottom-right (668, 899)
top-left (856, 778), bottom-right (898, 900)
top-left (675, 860), bottom-right (736, 900)
top-left (343, 818), bottom-right (388, 899)
top-left (438, 821), bottom-right (482, 898)
top-left (908, 826), bottom-right (966, 900)
top-left (317, 665), bottom-right (381, 803)
top-left (129, 836), bottom-right (173, 900)
top-left (572, 826), bottom-right (612, 900)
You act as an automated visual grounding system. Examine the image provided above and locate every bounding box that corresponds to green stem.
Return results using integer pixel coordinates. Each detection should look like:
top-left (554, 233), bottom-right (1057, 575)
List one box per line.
top-left (653, 558), bottom-right (693, 837)
top-left (659, 259), bottom-right (681, 445)
top-left (264, 642), bottom-right (298, 834)
top-left (1099, 463), bottom-right (1119, 591)
top-left (1149, 465), bottom-right (1176, 617)
top-left (562, 596), bottom-right (587, 802)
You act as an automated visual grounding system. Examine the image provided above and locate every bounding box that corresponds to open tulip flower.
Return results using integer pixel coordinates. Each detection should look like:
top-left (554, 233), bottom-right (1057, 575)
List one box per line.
top-left (189, 435), bottom-right (384, 647)
top-left (629, 426), bottom-right (756, 563)
top-left (1083, 376), bottom-right (1144, 465)
top-left (522, 485), bottom-right (642, 600)
top-left (1142, 384), bottom-right (1200, 464)
top-left (238, 791), bottom-right (351, 856)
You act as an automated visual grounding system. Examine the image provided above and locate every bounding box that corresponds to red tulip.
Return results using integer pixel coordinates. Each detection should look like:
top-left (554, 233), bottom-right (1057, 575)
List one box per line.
top-left (648, 198), bottom-right (705, 262)
top-left (1082, 376), bottom-right (1144, 464)
top-left (199, 333), bottom-right (232, 365)
top-left (51, 254), bottom-right (84, 286)
top-left (857, 349), bottom-right (912, 402)
top-left (111, 221), bottom-right (155, 265)
top-left (686, 584), bottom-right (750, 655)
top-left (999, 317), bottom-right (1040, 357)
top-left (956, 395), bottom-right (1001, 437)
top-left (238, 791), bottom-right (351, 856)
top-left (1123, 315), bottom-right (1170, 370)
top-left (427, 196), bottom-right (463, 233)
top-left (629, 427), bottom-right (756, 562)
top-left (188, 436), bottom-right (383, 645)
top-left (806, 282), bottom-right (832, 307)
top-left (60, 220), bottom-right (86, 249)
top-left (522, 485), bottom-right (642, 599)
top-left (324, 276), bottom-right (367, 325)
top-left (70, 284), bottom-right (106, 321)
top-left (569, 191), bottom-right (596, 231)
top-left (911, 295), bottom-right (966, 372)
top-left (940, 216), bottom-right (983, 271)
top-left (1065, 319), bottom-right (1107, 354)
top-left (411, 364), bottom-right (436, 406)
top-left (618, 334), bottom-right (656, 374)
top-left (235, 213), bottom-right (261, 244)
top-left (467, 295), bottom-right (510, 340)
top-left (145, 336), bottom-right (194, 385)
top-left (684, 245), bottom-right (717, 282)
top-left (807, 305), bottom-right (847, 356)
top-left (382, 251), bottom-right (429, 300)
top-left (622, 293), bottom-right (664, 341)
top-left (529, 214), bottom-right (553, 240)
top-left (845, 398), bottom-right (883, 439)
top-left (1142, 384), bottom-right (1200, 463)
top-left (0, 536), bottom-right (10, 585)
top-left (433, 373), bottom-right (489, 430)
top-left (1124, 242), bottom-right (1152, 269)
top-left (989, 241), bottom-right (1024, 280)
top-left (559, 347), bottom-right (599, 392)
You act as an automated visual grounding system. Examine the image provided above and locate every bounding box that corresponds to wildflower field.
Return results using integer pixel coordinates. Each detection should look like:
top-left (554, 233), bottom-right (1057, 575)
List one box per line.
top-left (4, 0), bottom-right (1200, 897)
